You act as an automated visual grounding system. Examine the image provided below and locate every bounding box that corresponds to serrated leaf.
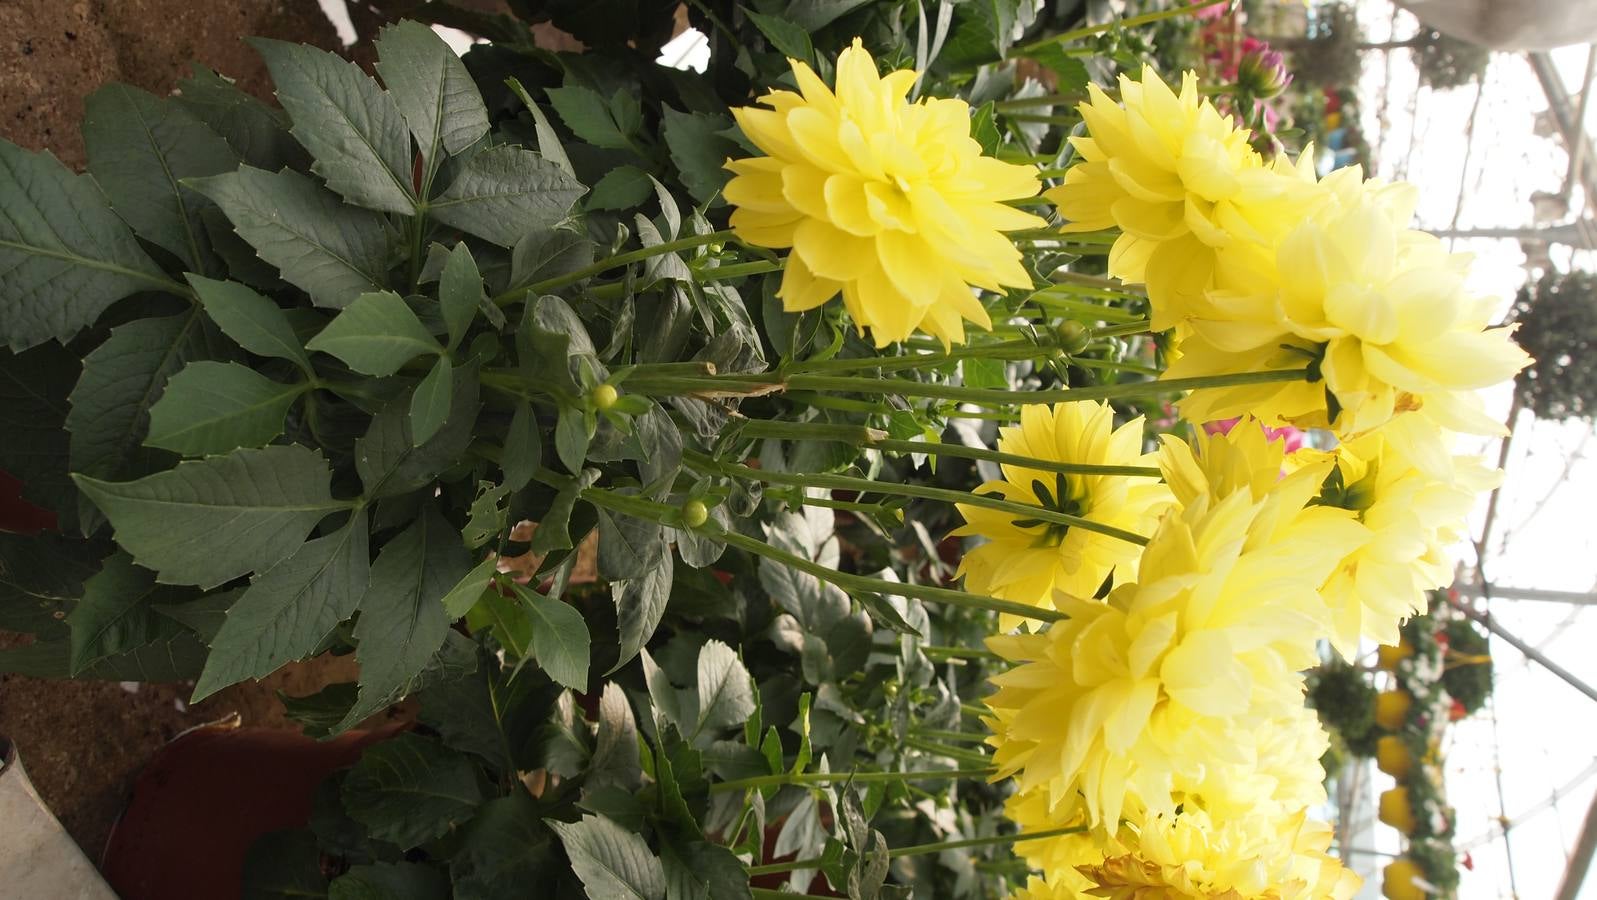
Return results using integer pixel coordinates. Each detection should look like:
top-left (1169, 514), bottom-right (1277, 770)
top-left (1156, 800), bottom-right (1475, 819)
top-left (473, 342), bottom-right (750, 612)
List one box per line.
top-left (587, 165), bottom-right (653, 211)
top-left (969, 101), bottom-right (1001, 157)
top-left (465, 587), bottom-right (533, 658)
top-left (641, 648), bottom-right (685, 731)
top-left (307, 290), bottom-right (441, 376)
top-left (0, 629), bottom-right (208, 681)
top-left (0, 139), bottom-right (171, 351)
top-left (462, 482), bottom-right (510, 549)
top-left (546, 84), bottom-right (637, 152)
top-left (0, 531), bottom-right (103, 636)
top-left (555, 404), bottom-right (593, 474)
top-left (588, 681), bottom-right (642, 791)
top-left (662, 840), bottom-right (753, 900)
top-left (242, 829), bottom-right (328, 900)
top-left (329, 862), bottom-right (448, 900)
top-left (344, 505), bottom-right (465, 725)
top-left (440, 556), bottom-right (498, 619)
top-left (506, 77), bottom-right (574, 177)
top-left (450, 793), bottom-right (557, 900)
top-left (597, 509), bottom-right (665, 581)
top-left (438, 243), bottom-right (483, 350)
top-left (0, 343), bottom-right (81, 528)
top-left (661, 108), bottom-right (735, 209)
top-left (151, 588), bottom-right (239, 643)
top-left (375, 20), bottom-right (489, 169)
top-left (67, 311), bottom-right (224, 530)
top-left (516, 584), bottom-right (590, 691)
top-left (175, 64), bottom-right (299, 170)
top-left (693, 639), bottom-right (755, 740)
top-left (610, 558), bottom-right (671, 675)
top-left (409, 357), bottom-right (453, 445)
top-left (429, 145), bottom-right (586, 247)
top-left (73, 445), bottom-right (345, 589)
top-left (344, 733), bottom-right (483, 848)
top-left (501, 400), bottom-right (541, 492)
top-left (190, 166), bottom-right (392, 309)
top-left (279, 681), bottom-right (360, 738)
top-left (548, 815), bottom-right (666, 900)
top-left (528, 467), bottom-right (596, 555)
top-left (187, 274), bottom-right (312, 369)
top-left (250, 37), bottom-right (415, 214)
top-left (509, 227), bottom-right (594, 292)
top-left (145, 360), bottom-right (304, 456)
top-left (332, 630), bottom-right (479, 736)
top-left (355, 362), bottom-right (480, 498)
top-left (82, 82), bottom-right (239, 271)
top-left (421, 650), bottom-right (556, 771)
top-left (785, 0), bottom-right (872, 31)
top-left (746, 10), bottom-right (814, 61)
top-left (192, 508), bottom-right (369, 700)
top-left (66, 551), bottom-right (178, 674)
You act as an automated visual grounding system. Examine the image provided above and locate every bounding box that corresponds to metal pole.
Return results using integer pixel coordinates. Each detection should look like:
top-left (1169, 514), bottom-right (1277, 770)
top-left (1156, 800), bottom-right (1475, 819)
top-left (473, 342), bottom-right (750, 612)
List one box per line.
top-left (1555, 789), bottom-right (1597, 900)
top-left (1450, 597), bottom-right (1597, 705)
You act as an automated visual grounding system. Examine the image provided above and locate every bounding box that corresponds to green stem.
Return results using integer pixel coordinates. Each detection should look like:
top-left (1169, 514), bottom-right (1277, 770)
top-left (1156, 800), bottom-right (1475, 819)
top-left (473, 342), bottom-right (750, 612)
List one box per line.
top-left (889, 825), bottom-right (1088, 859)
top-left (868, 438), bottom-right (1162, 478)
top-left (494, 229), bottom-right (735, 305)
top-left (910, 726), bottom-right (994, 742)
top-left (712, 526), bottom-right (1064, 622)
top-left (996, 95), bottom-right (1083, 110)
top-left (698, 259), bottom-right (781, 281)
top-left (1092, 321), bottom-right (1154, 339)
top-left (904, 736), bottom-right (992, 766)
top-left (787, 338), bottom-right (1056, 375)
top-left (1029, 293), bottom-right (1141, 320)
top-left (692, 453), bottom-right (1149, 546)
top-left (1016, 0), bottom-right (1228, 53)
top-left (1070, 357), bottom-right (1160, 376)
top-left (712, 766), bottom-right (995, 794)
top-left (960, 703), bottom-right (989, 718)
top-left (738, 420), bottom-right (888, 444)
top-left (919, 646), bottom-right (1004, 664)
top-left (749, 890), bottom-right (832, 900)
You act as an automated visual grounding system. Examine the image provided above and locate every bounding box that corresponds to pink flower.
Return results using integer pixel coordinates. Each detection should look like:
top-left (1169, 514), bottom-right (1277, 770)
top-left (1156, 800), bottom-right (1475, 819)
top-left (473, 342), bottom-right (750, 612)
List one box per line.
top-left (1236, 39), bottom-right (1292, 98)
top-left (1203, 417), bottom-right (1305, 453)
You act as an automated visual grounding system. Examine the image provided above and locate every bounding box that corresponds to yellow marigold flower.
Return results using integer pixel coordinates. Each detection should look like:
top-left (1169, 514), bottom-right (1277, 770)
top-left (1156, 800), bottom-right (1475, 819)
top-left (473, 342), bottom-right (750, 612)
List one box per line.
top-left (1045, 66), bottom-right (1318, 328)
top-left (984, 483), bottom-right (1363, 828)
top-left (1005, 788), bottom-right (1115, 896)
top-left (951, 401), bottom-right (1171, 625)
top-left (723, 40), bottom-right (1044, 347)
top-left (1298, 433), bottom-right (1499, 657)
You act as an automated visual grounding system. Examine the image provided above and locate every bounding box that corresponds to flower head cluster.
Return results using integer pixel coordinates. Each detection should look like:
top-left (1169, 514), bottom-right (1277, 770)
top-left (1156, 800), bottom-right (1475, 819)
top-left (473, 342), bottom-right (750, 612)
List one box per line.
top-left (724, 40), bottom-right (1044, 347)
top-left (953, 400), bottom-right (1171, 626)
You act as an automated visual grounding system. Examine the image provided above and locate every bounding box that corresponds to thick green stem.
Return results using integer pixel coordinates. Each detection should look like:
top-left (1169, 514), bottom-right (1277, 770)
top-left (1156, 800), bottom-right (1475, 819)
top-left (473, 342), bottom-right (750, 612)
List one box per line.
top-left (787, 338), bottom-right (1057, 375)
top-left (889, 826), bottom-right (1088, 859)
top-left (712, 766), bottom-right (995, 794)
top-left (698, 259), bottom-right (781, 281)
top-left (692, 453), bottom-right (1149, 546)
top-left (920, 646), bottom-right (1004, 664)
top-left (910, 726), bottom-right (994, 742)
top-left (870, 437), bottom-right (1161, 477)
top-left (494, 228), bottom-right (736, 305)
top-left (1029, 293), bottom-right (1143, 320)
top-left (1017, 0), bottom-right (1228, 53)
top-left (904, 736), bottom-right (992, 766)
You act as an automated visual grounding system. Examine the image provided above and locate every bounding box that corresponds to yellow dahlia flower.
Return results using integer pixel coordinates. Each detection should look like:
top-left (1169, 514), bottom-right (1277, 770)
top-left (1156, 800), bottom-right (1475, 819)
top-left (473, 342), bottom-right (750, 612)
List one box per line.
top-left (984, 484), bottom-right (1363, 828)
top-left (1046, 67), bottom-right (1321, 328)
top-left (951, 401), bottom-right (1171, 625)
top-left (1300, 432), bottom-right (1498, 657)
top-left (723, 40), bottom-right (1044, 347)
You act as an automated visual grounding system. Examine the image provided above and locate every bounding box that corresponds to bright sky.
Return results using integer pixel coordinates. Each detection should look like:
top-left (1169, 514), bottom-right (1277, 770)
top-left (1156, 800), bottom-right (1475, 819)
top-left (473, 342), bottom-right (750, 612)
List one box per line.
top-left (1353, 3), bottom-right (1597, 898)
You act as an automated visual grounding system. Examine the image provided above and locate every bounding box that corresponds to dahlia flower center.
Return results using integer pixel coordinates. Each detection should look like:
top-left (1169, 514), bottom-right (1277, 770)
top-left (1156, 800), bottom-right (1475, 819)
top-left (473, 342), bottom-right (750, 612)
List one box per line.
top-left (1002, 473), bottom-right (1086, 547)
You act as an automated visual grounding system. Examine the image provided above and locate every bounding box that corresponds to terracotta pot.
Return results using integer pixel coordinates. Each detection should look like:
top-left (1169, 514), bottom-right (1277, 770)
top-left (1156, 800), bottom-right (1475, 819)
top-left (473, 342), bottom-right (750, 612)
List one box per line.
top-left (1375, 735), bottom-right (1414, 779)
top-left (101, 716), bottom-right (405, 900)
top-left (1382, 857), bottom-right (1427, 900)
top-left (1377, 786), bottom-right (1416, 835)
top-left (1373, 689), bottom-right (1412, 731)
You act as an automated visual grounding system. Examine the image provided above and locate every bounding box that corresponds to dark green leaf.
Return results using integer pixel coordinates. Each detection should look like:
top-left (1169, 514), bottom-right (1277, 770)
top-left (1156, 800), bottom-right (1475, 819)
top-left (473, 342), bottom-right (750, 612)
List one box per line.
top-left (462, 482), bottom-right (510, 549)
top-left (0, 139), bottom-right (170, 351)
top-left (661, 108), bottom-right (735, 209)
top-left (188, 274), bottom-right (312, 369)
top-left (83, 82), bottom-right (239, 271)
top-left (505, 78), bottom-right (575, 177)
top-left (450, 793), bottom-right (558, 900)
top-left (420, 649), bottom-right (556, 770)
top-left (465, 588), bottom-right (533, 658)
top-left (0, 343), bottom-right (81, 528)
top-left (515, 583), bottom-right (590, 691)
top-left (330, 862), bottom-right (448, 900)
top-left (343, 505), bottom-right (465, 726)
top-left (746, 10), bottom-right (814, 61)
top-left (784, 0), bottom-right (872, 31)
top-left (192, 508), bottom-right (369, 700)
top-left (409, 357), bottom-right (453, 445)
top-left (144, 361), bottom-right (303, 456)
top-left (439, 243), bottom-right (483, 350)
top-left (242, 829), bottom-right (328, 900)
top-left (1024, 45), bottom-right (1090, 93)
top-left (151, 588), bottom-right (239, 643)
top-left (610, 557), bottom-right (672, 674)
top-left (501, 400), bottom-right (541, 492)
top-left (307, 290), bottom-right (440, 376)
top-left (430, 146), bottom-right (586, 247)
top-left (343, 733), bottom-right (483, 849)
top-left (548, 815), bottom-right (666, 900)
top-left (354, 362), bottom-right (480, 498)
top-left (279, 681), bottom-right (361, 739)
top-left (969, 101), bottom-right (1001, 157)
top-left (190, 166), bottom-right (392, 309)
top-left (0, 532), bottom-right (103, 635)
top-left (588, 681), bottom-right (642, 791)
top-left (528, 468), bottom-right (597, 555)
top-left (375, 20), bottom-right (490, 168)
top-left (249, 37), bottom-right (415, 214)
top-left (597, 509), bottom-right (665, 581)
top-left (555, 404), bottom-right (593, 474)
top-left (73, 445), bottom-right (345, 589)
top-left (587, 165), bottom-right (653, 211)
top-left (65, 551), bottom-right (178, 674)
top-left (662, 840), bottom-right (753, 900)
top-left (509, 227), bottom-right (594, 291)
top-left (547, 84), bottom-right (637, 152)
top-left (333, 630), bottom-right (479, 735)
top-left (440, 556), bottom-right (498, 619)
top-left (522, 294), bottom-right (597, 395)
top-left (175, 64), bottom-right (300, 171)
top-left (0, 629), bottom-right (208, 681)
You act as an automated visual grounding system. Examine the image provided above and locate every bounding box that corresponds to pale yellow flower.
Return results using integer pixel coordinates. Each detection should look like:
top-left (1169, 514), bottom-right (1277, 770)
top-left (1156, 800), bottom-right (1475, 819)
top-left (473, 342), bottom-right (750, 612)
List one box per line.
top-left (724, 39), bottom-right (1044, 347)
top-left (952, 401), bottom-right (1171, 627)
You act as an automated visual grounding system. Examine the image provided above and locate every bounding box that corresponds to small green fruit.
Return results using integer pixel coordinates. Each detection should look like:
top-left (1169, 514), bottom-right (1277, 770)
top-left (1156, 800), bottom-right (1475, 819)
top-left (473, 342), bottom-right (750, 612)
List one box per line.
top-left (591, 384), bottom-right (619, 410)
top-left (681, 499), bottom-right (709, 528)
top-left (1054, 320), bottom-right (1091, 354)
